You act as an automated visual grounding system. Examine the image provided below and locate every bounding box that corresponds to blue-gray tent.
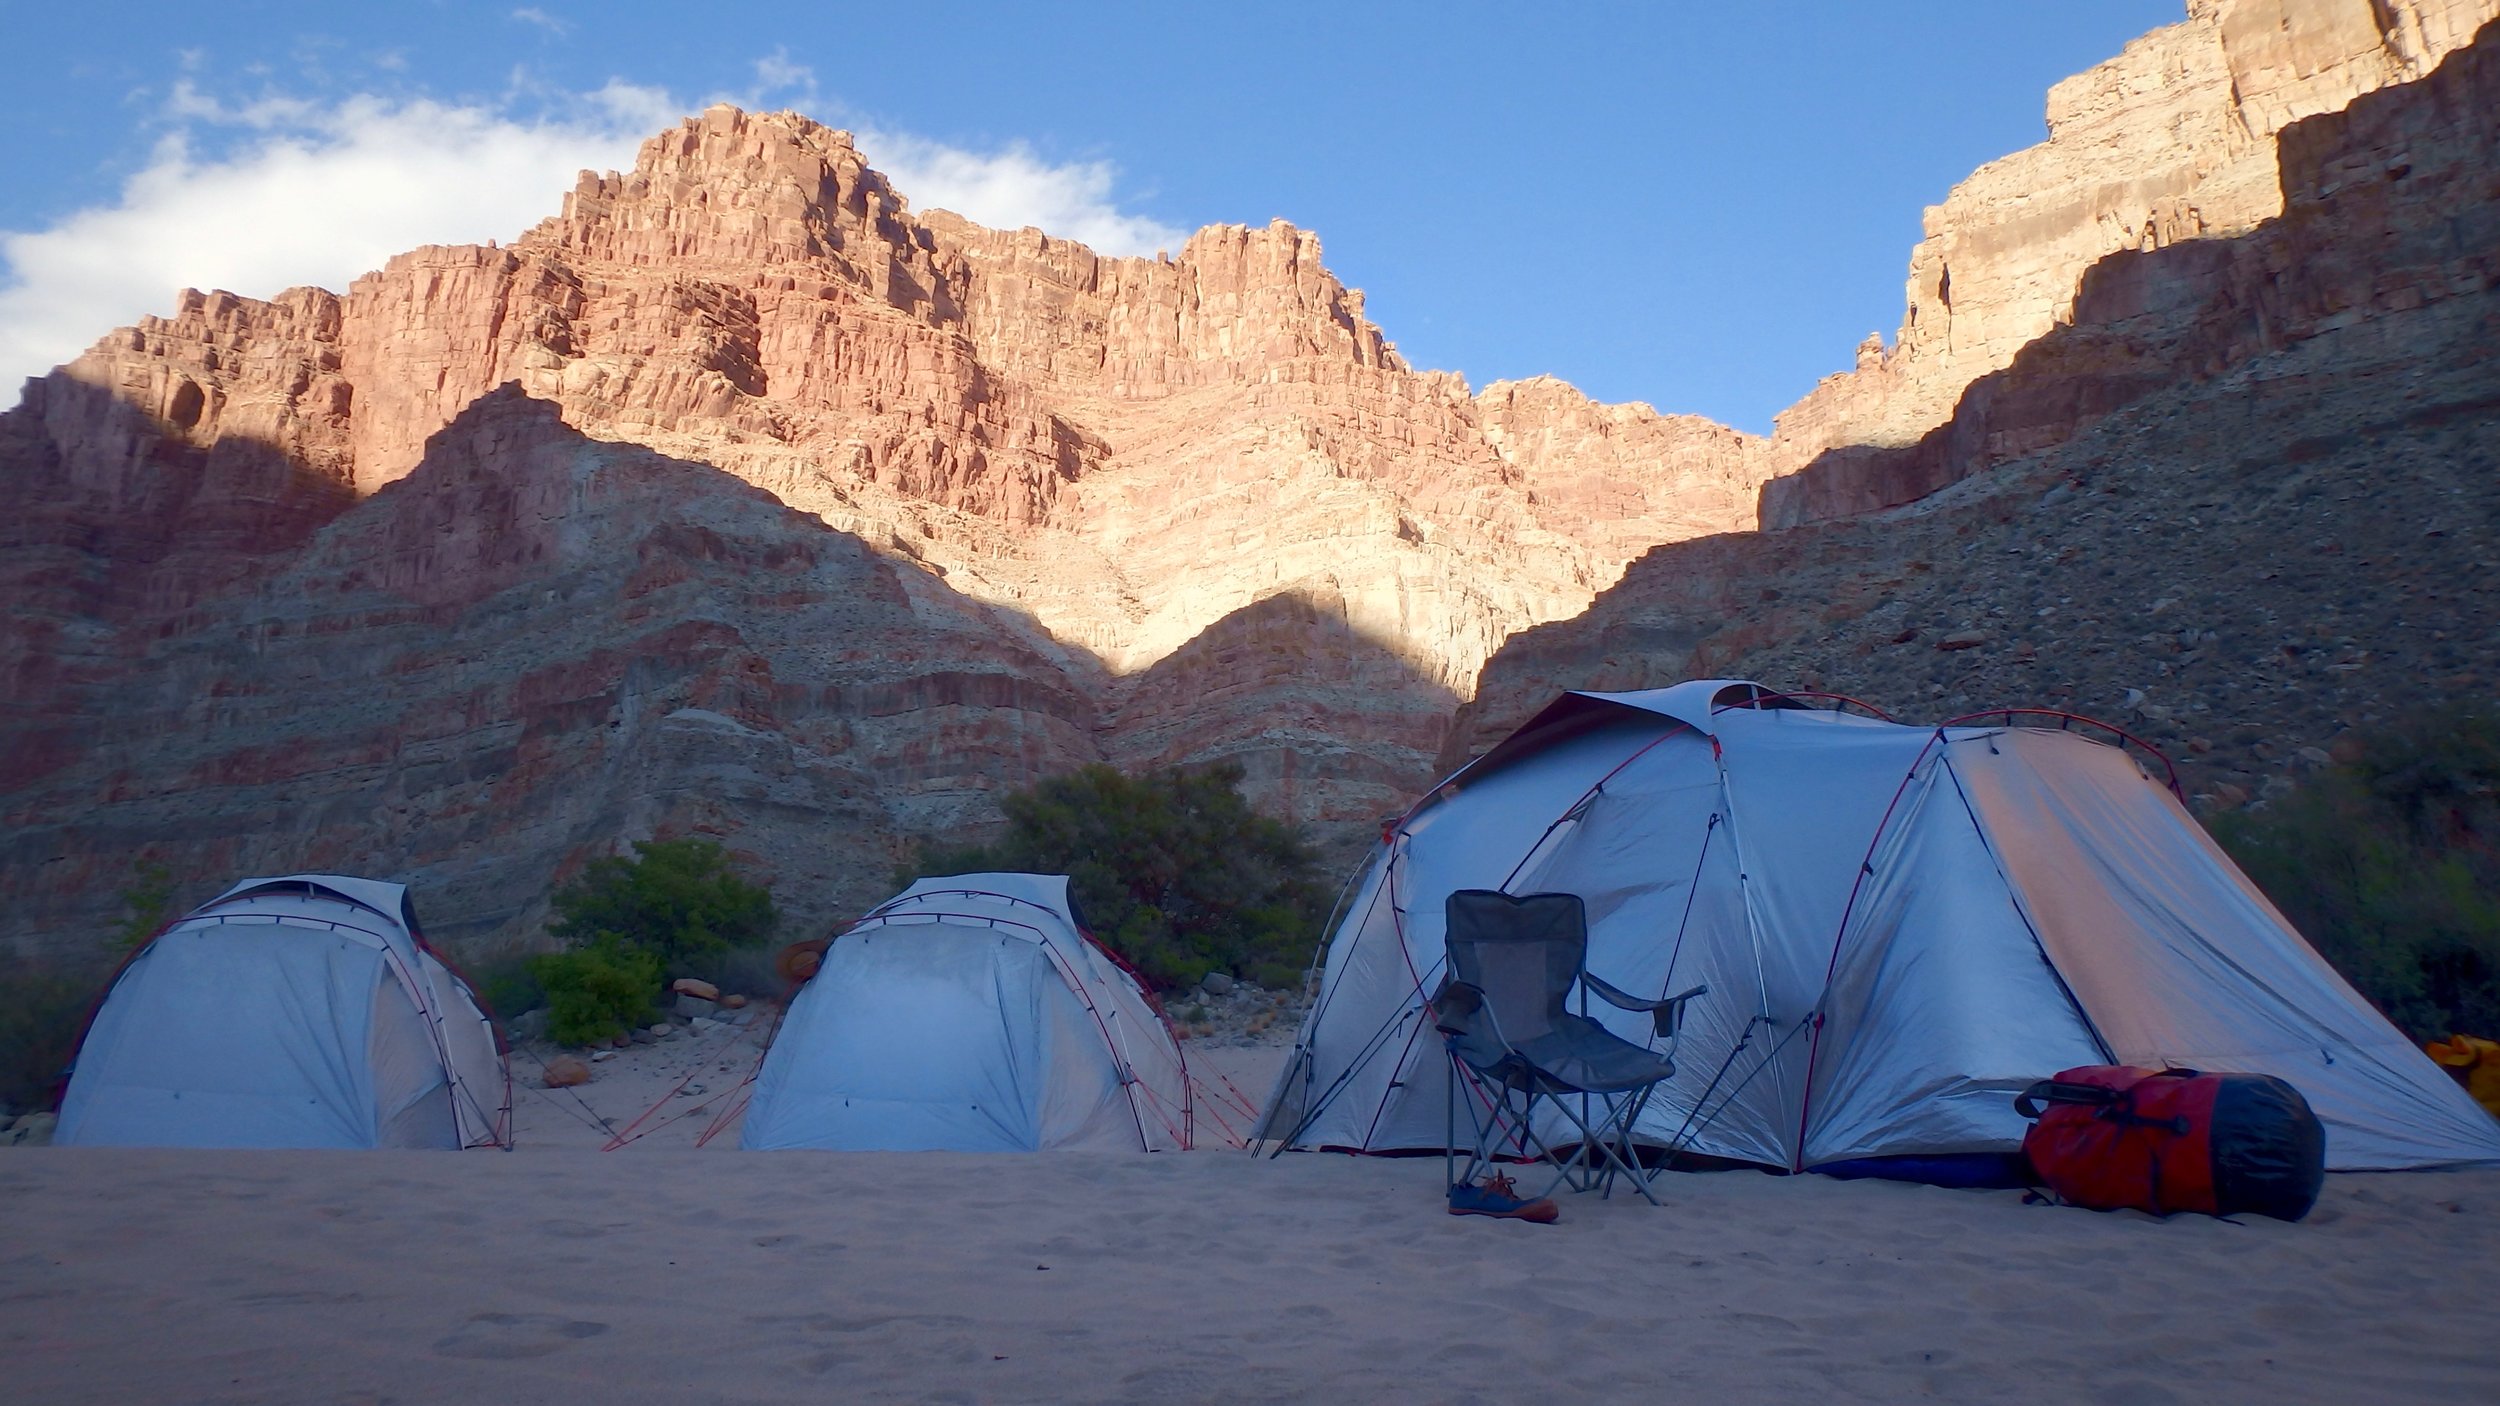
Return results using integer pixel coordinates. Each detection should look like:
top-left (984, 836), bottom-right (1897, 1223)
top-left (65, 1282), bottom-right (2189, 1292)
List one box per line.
top-left (57, 874), bottom-right (512, 1149)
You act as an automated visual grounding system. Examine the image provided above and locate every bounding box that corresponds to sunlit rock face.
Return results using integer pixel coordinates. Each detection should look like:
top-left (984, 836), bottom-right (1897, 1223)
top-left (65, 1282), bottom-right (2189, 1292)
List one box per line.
top-left (1759, 0), bottom-right (2497, 524)
top-left (0, 106), bottom-right (1763, 955)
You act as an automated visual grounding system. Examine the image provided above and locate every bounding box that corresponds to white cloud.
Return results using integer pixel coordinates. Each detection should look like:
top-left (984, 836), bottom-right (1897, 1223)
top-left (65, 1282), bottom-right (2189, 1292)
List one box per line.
top-left (510, 8), bottom-right (572, 38)
top-left (0, 71), bottom-right (1187, 396)
top-left (0, 83), bottom-right (672, 393)
top-left (747, 48), bottom-right (818, 108)
top-left (858, 129), bottom-right (1187, 258)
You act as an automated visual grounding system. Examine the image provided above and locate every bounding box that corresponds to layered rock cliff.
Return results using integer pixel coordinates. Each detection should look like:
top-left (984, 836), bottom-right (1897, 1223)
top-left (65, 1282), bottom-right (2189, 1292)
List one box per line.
top-left (8, 0), bottom-right (2492, 960)
top-left (1760, 0), bottom-right (2496, 524)
top-left (1, 106), bottom-right (1761, 955)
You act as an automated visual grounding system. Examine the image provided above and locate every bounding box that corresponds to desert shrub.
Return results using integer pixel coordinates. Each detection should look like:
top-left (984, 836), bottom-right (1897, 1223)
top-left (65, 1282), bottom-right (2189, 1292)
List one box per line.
top-left (112, 862), bottom-right (177, 952)
top-left (678, 942), bottom-right (784, 999)
top-left (0, 954), bottom-right (107, 1112)
top-left (549, 837), bottom-right (777, 967)
top-left (2215, 706), bottom-right (2500, 1041)
top-left (902, 761), bottom-right (1329, 991)
top-left (528, 937), bottom-right (663, 1047)
top-left (463, 948), bottom-right (547, 1019)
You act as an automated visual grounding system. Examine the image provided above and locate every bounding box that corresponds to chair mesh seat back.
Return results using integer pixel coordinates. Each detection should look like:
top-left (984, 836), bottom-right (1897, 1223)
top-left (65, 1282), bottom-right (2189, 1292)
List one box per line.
top-left (1444, 890), bottom-right (1587, 1047)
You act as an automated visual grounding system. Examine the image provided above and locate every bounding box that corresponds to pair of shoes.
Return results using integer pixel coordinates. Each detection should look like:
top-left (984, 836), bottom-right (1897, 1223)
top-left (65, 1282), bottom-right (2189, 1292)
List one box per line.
top-left (1447, 1172), bottom-right (1559, 1224)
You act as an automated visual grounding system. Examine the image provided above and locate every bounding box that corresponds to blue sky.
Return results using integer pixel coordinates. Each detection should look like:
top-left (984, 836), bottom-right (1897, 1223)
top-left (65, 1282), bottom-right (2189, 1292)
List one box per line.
top-left (0, 1), bottom-right (2181, 432)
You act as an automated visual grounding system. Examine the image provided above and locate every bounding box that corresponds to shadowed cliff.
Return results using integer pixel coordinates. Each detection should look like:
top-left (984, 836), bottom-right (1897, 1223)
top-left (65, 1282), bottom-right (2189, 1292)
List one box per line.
top-left (1457, 19), bottom-right (2500, 807)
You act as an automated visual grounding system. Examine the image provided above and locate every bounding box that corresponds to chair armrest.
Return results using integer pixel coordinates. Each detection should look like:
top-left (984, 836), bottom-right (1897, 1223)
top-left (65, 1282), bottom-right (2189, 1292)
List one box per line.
top-left (1583, 975), bottom-right (1710, 1039)
top-left (1431, 979), bottom-right (1529, 1075)
top-left (1430, 979), bottom-right (1485, 1037)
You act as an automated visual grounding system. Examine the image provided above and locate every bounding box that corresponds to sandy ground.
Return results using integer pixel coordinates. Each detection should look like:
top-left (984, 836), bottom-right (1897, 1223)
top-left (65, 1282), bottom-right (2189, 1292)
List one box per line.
top-left (7, 1033), bottom-right (2495, 1403)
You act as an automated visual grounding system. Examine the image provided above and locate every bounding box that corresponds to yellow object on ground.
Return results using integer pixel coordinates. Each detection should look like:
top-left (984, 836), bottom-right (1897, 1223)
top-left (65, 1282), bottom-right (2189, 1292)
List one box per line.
top-left (2425, 1035), bottom-right (2500, 1119)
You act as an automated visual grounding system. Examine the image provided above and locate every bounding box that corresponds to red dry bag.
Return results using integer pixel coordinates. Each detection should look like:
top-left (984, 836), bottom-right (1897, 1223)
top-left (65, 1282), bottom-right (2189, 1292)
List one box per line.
top-left (2015, 1065), bottom-right (2325, 1221)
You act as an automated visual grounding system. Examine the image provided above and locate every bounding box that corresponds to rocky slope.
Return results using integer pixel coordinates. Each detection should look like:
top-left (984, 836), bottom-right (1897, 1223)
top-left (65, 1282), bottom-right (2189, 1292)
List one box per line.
top-left (1457, 17), bottom-right (2500, 810)
top-left (1761, 0), bottom-right (2495, 523)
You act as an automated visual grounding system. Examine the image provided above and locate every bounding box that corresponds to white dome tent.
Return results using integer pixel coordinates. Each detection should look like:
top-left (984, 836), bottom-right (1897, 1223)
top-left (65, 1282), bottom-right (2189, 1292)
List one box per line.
top-left (741, 874), bottom-right (1193, 1152)
top-left (58, 874), bottom-right (512, 1149)
top-left (1257, 681), bottom-right (2500, 1175)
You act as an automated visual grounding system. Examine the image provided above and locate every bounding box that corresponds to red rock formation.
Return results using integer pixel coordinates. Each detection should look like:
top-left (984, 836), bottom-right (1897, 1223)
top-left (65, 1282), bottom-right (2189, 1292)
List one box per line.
top-left (0, 106), bottom-right (1762, 956)
top-left (12, 4), bottom-right (2490, 961)
top-left (2, 388), bottom-right (1105, 949)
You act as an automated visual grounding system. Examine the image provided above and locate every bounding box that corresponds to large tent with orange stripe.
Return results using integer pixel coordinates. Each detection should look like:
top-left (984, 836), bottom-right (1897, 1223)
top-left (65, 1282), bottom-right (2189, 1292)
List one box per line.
top-left (742, 874), bottom-right (1193, 1152)
top-left (1256, 681), bottom-right (2500, 1174)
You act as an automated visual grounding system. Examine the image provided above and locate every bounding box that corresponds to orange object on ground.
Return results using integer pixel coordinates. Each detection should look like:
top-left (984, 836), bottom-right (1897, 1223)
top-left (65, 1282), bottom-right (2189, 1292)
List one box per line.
top-left (2425, 1035), bottom-right (2500, 1118)
top-left (2017, 1065), bottom-right (2325, 1220)
top-left (773, 937), bottom-right (831, 985)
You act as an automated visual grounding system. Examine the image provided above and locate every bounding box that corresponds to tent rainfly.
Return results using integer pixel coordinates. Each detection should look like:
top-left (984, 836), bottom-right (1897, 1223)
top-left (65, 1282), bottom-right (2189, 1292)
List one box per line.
top-left (57, 874), bottom-right (512, 1149)
top-left (1257, 681), bottom-right (2500, 1174)
top-left (741, 874), bottom-right (1193, 1152)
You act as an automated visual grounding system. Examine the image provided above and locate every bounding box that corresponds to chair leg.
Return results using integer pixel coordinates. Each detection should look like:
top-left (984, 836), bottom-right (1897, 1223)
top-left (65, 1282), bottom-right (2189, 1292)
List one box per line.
top-left (1590, 1087), bottom-right (1662, 1206)
top-left (1538, 1086), bottom-right (1664, 1206)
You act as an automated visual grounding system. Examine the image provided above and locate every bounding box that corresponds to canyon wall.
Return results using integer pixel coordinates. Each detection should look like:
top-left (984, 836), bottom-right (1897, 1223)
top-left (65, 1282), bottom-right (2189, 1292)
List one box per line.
top-left (1759, 0), bottom-right (2497, 525)
top-left (8, 1), bottom-right (2493, 961)
top-left (0, 107), bottom-right (1762, 956)
top-left (1459, 17), bottom-right (2500, 810)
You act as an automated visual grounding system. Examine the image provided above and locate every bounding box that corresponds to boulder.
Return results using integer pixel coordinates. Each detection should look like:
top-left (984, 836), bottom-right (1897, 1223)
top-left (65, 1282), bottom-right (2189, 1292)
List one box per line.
top-left (719, 993), bottom-right (749, 1010)
top-left (674, 994), bottom-right (719, 1020)
top-left (670, 978), bottom-right (721, 1001)
top-left (506, 1008), bottom-right (551, 1043)
top-left (1201, 971), bottom-right (1235, 996)
top-left (542, 1056), bottom-right (593, 1088)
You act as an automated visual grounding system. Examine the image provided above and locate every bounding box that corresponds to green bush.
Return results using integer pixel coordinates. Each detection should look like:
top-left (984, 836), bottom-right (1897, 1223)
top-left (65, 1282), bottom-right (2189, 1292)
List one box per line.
top-left (677, 942), bottom-right (784, 1000)
top-left (464, 948), bottom-right (547, 1019)
top-left (902, 761), bottom-right (1329, 991)
top-left (2216, 707), bottom-right (2500, 1041)
top-left (0, 954), bottom-right (106, 1112)
top-left (112, 862), bottom-right (177, 952)
top-left (528, 937), bottom-right (664, 1047)
top-left (549, 837), bottom-right (777, 967)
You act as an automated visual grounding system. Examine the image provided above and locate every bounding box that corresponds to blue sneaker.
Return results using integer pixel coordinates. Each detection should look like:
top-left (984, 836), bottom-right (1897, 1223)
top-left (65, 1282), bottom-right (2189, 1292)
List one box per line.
top-left (1448, 1172), bottom-right (1559, 1223)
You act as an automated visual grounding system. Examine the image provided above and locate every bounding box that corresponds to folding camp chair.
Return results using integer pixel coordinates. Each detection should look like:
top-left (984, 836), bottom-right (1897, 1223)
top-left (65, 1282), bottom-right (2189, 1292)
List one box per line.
top-left (1433, 889), bottom-right (1706, 1206)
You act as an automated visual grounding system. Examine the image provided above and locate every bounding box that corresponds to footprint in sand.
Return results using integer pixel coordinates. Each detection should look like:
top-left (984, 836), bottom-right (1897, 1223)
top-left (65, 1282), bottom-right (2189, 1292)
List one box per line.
top-left (433, 1312), bottom-right (610, 1359)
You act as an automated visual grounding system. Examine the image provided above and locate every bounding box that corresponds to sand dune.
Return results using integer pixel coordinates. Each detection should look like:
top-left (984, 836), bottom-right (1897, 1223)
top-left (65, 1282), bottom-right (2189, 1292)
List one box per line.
top-left (3, 1124), bottom-right (2493, 1403)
